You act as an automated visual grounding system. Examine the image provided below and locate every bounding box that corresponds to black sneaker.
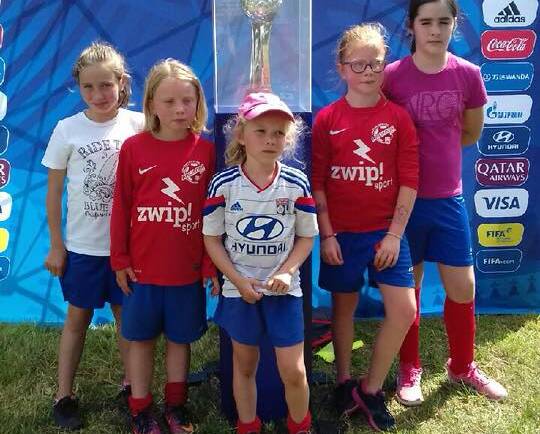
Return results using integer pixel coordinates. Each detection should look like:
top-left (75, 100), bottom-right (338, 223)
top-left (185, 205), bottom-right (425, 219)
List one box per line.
top-left (52, 396), bottom-right (83, 430)
top-left (131, 408), bottom-right (162, 434)
top-left (352, 385), bottom-right (395, 431)
top-left (334, 379), bottom-right (360, 416)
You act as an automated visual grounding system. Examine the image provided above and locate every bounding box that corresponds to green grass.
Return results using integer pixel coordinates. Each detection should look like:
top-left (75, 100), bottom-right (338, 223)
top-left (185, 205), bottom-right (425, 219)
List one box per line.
top-left (0, 315), bottom-right (539, 433)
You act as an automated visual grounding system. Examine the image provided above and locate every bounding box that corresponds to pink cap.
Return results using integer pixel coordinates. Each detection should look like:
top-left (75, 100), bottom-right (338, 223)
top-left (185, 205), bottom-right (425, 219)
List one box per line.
top-left (238, 92), bottom-right (294, 121)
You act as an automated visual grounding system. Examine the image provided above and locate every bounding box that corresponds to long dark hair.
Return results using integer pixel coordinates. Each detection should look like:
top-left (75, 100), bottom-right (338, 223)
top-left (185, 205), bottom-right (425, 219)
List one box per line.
top-left (408, 0), bottom-right (459, 53)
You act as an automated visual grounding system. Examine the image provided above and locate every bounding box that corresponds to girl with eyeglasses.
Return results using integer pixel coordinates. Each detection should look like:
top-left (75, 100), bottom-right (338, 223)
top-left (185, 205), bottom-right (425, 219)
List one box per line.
top-left (311, 23), bottom-right (419, 431)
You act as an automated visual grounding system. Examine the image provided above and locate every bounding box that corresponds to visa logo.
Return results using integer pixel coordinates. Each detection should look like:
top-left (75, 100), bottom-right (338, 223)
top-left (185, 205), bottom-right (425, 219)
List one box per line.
top-left (478, 223), bottom-right (524, 247)
top-left (478, 126), bottom-right (530, 156)
top-left (474, 188), bottom-right (528, 217)
top-left (485, 196), bottom-right (520, 209)
top-left (476, 248), bottom-right (522, 273)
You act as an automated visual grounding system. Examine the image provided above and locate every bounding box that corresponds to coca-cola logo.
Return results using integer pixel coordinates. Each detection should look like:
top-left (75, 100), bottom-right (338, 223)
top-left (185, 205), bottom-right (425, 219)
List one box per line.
top-left (481, 30), bottom-right (536, 59)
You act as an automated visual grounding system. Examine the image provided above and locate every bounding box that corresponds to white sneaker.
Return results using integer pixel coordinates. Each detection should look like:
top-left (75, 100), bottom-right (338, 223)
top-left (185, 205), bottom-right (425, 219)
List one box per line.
top-left (396, 363), bottom-right (424, 406)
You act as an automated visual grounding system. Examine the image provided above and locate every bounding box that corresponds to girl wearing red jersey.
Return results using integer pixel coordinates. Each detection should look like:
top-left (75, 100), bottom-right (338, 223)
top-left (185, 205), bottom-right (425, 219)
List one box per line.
top-left (111, 59), bottom-right (218, 434)
top-left (312, 23), bottom-right (419, 431)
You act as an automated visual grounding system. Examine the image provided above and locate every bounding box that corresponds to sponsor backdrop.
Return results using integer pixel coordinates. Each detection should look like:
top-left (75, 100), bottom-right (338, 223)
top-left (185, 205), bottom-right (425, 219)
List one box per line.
top-left (0, 0), bottom-right (538, 323)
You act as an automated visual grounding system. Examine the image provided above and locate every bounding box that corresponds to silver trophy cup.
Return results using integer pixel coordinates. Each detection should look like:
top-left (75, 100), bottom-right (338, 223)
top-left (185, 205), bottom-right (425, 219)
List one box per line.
top-left (241, 0), bottom-right (283, 92)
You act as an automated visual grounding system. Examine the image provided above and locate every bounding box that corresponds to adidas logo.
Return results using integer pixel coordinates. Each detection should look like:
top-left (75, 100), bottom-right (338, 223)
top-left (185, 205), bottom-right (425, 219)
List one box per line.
top-left (230, 201), bottom-right (243, 212)
top-left (495, 1), bottom-right (525, 24)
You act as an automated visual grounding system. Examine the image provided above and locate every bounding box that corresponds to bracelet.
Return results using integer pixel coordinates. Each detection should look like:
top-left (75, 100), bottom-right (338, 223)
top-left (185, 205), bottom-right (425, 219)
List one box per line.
top-left (386, 231), bottom-right (402, 240)
top-left (320, 233), bottom-right (337, 241)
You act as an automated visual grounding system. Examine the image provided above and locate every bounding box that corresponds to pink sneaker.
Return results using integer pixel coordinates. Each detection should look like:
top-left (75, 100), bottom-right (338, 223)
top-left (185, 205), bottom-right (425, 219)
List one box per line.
top-left (396, 363), bottom-right (424, 406)
top-left (446, 359), bottom-right (508, 401)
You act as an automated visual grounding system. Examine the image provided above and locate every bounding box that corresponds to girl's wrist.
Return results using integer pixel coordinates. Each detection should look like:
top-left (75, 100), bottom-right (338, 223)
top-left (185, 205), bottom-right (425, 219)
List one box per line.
top-left (321, 233), bottom-right (337, 241)
top-left (386, 231), bottom-right (402, 240)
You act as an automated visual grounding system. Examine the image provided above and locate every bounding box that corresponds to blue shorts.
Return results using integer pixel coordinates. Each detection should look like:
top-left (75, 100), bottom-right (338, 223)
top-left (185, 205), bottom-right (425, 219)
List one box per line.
top-left (121, 282), bottom-right (207, 344)
top-left (59, 251), bottom-right (123, 309)
top-left (406, 195), bottom-right (473, 267)
top-left (214, 295), bottom-right (304, 348)
top-left (319, 230), bottom-right (414, 292)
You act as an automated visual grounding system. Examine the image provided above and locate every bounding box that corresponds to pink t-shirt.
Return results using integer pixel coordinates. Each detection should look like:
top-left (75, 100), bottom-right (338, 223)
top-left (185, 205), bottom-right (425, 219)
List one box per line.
top-left (383, 53), bottom-right (487, 198)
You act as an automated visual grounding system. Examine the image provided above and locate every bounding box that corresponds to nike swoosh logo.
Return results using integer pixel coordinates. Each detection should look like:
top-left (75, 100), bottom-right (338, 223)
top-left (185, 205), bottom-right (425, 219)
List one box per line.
top-left (329, 128), bottom-right (347, 135)
top-left (138, 165), bottom-right (157, 175)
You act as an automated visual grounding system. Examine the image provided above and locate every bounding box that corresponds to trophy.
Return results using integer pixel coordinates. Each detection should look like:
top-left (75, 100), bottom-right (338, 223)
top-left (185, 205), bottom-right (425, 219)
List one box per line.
top-left (213, 0), bottom-right (310, 113)
top-left (241, 0), bottom-right (283, 92)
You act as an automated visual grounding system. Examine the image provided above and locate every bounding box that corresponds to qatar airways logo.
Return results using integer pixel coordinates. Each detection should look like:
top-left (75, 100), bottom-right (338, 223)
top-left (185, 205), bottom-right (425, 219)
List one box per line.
top-left (475, 158), bottom-right (529, 186)
top-left (481, 30), bottom-right (536, 59)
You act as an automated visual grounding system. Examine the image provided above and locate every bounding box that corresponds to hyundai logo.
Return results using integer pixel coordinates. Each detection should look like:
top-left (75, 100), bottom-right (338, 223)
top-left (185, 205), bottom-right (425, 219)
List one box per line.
top-left (236, 216), bottom-right (284, 241)
top-left (493, 130), bottom-right (515, 143)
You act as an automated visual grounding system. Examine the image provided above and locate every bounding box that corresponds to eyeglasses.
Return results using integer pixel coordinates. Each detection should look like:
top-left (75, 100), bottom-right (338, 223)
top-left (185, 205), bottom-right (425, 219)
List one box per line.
top-left (341, 60), bottom-right (385, 74)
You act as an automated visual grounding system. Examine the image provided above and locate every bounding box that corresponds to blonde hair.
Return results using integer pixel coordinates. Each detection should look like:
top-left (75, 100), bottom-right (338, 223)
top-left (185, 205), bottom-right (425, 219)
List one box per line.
top-left (142, 59), bottom-right (208, 135)
top-left (336, 22), bottom-right (388, 64)
top-left (224, 114), bottom-right (304, 166)
top-left (72, 41), bottom-right (131, 108)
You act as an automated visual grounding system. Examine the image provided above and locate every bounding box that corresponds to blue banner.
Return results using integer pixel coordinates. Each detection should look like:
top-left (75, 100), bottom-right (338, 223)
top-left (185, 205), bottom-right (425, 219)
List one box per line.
top-left (0, 0), bottom-right (538, 323)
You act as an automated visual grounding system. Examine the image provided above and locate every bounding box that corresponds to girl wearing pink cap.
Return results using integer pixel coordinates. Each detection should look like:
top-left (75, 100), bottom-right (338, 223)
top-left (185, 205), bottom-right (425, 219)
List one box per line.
top-left (203, 92), bottom-right (318, 434)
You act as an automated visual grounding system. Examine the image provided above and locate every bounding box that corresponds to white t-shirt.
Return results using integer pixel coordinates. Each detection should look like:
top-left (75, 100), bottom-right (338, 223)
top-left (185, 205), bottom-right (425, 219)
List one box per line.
top-left (203, 162), bottom-right (319, 297)
top-left (42, 109), bottom-right (144, 256)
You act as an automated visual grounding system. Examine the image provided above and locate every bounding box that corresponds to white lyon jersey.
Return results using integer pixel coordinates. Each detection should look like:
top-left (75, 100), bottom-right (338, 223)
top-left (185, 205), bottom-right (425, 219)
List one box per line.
top-left (203, 163), bottom-right (318, 298)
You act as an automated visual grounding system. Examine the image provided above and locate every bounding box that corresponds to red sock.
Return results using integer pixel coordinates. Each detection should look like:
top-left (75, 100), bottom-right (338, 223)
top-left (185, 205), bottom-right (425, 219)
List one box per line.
top-left (444, 297), bottom-right (475, 375)
top-left (287, 411), bottom-right (312, 434)
top-left (237, 416), bottom-right (262, 434)
top-left (399, 286), bottom-right (421, 368)
top-left (128, 393), bottom-right (152, 416)
top-left (165, 381), bottom-right (187, 407)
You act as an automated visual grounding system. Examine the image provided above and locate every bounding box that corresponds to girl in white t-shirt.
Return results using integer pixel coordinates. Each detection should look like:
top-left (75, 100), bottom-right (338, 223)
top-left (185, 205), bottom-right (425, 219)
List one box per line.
top-left (42, 42), bottom-right (144, 430)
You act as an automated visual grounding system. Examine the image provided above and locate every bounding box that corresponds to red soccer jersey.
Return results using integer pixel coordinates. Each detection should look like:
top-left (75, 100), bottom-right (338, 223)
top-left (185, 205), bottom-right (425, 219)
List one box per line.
top-left (111, 131), bottom-right (215, 285)
top-left (312, 96), bottom-right (419, 232)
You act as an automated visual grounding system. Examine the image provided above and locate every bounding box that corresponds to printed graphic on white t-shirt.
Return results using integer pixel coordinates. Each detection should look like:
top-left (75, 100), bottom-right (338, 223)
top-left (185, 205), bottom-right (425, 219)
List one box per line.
top-left (42, 109), bottom-right (144, 256)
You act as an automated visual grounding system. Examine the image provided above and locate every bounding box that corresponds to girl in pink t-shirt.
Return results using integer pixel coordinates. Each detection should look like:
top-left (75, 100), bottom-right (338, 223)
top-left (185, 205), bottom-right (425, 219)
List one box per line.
top-left (383, 0), bottom-right (507, 406)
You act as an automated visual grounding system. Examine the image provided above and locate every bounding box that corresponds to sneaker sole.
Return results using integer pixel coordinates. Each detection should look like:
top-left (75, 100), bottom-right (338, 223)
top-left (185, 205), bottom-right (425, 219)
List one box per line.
top-left (351, 388), bottom-right (385, 432)
top-left (395, 393), bottom-right (424, 407)
top-left (341, 402), bottom-right (361, 418)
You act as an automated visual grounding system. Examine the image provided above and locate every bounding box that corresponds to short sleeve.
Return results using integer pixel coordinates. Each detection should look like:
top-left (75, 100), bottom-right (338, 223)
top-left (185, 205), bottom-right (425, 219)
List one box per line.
top-left (202, 175), bottom-right (226, 236)
top-left (41, 121), bottom-right (71, 169)
top-left (465, 64), bottom-right (488, 109)
top-left (294, 179), bottom-right (319, 237)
